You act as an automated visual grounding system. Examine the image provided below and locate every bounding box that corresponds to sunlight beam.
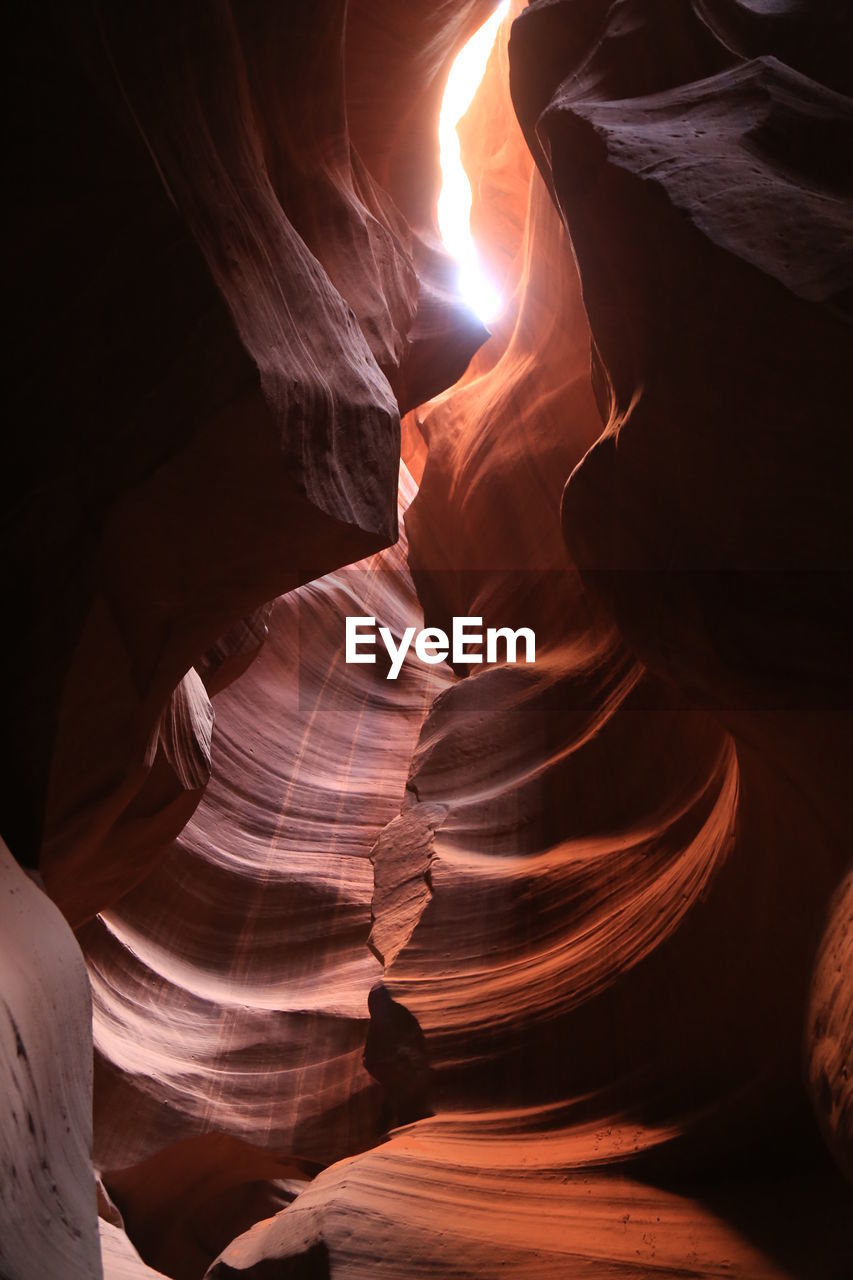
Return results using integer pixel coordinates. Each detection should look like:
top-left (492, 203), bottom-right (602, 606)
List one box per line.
top-left (437, 2), bottom-right (509, 326)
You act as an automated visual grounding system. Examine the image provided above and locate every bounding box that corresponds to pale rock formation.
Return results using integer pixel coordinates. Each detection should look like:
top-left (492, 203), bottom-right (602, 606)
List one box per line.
top-left (0, 840), bottom-right (100, 1279)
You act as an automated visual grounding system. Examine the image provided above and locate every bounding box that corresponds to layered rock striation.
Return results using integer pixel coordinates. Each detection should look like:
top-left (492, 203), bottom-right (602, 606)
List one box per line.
top-left (2, 2), bottom-right (851, 1278)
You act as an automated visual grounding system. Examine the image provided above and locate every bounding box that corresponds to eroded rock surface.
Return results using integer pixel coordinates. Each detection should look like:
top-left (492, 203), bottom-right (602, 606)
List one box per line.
top-left (0, 841), bottom-right (100, 1279)
top-left (3, 2), bottom-right (851, 1278)
top-left (207, 3), bottom-right (852, 1275)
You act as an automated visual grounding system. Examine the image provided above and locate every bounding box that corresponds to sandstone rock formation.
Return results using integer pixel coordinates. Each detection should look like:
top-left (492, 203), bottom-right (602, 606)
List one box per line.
top-left (2, 1), bottom-right (851, 1277)
top-left (0, 840), bottom-right (99, 1279)
top-left (6, 0), bottom-right (492, 926)
top-left (807, 868), bottom-right (853, 1184)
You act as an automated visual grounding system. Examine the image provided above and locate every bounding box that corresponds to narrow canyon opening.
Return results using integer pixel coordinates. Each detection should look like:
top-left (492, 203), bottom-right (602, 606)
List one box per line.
top-left (437, 1), bottom-right (509, 324)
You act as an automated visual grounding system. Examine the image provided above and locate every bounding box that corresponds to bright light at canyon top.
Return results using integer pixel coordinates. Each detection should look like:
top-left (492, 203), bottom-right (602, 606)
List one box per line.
top-left (438, 1), bottom-right (509, 325)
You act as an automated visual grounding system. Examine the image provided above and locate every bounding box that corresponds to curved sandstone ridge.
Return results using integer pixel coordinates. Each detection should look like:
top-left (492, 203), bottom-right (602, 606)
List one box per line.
top-left (82, 469), bottom-right (454, 1273)
top-left (0, 841), bottom-right (99, 1279)
top-left (807, 869), bottom-right (853, 1183)
top-left (209, 1121), bottom-right (853, 1279)
top-left (2, 1), bottom-right (851, 1278)
top-left (512, 2), bottom-right (853, 1198)
top-left (207, 2), bottom-right (851, 1276)
top-left (6, 0), bottom-right (488, 926)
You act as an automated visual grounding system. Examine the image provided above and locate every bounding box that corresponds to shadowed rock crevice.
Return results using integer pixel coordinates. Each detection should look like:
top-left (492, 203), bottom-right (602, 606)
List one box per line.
top-left (363, 984), bottom-right (435, 1129)
top-left (208, 1240), bottom-right (331, 1280)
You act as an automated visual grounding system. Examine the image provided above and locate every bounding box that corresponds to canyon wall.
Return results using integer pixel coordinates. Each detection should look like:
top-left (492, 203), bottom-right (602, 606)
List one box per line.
top-left (2, 2), bottom-right (851, 1278)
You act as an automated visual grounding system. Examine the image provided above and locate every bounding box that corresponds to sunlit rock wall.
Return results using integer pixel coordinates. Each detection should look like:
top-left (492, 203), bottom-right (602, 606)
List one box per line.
top-left (2, 2), bottom-right (851, 1278)
top-left (4, 0), bottom-right (491, 926)
top-left (212, 2), bottom-right (853, 1276)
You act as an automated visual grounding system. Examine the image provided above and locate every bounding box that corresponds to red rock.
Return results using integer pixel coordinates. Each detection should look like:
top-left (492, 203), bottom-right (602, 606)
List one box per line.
top-left (3, 2), bottom-right (851, 1277)
top-left (0, 840), bottom-right (100, 1278)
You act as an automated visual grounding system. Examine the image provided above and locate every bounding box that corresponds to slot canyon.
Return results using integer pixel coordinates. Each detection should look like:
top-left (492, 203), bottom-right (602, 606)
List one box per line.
top-left (2, 1), bottom-right (852, 1277)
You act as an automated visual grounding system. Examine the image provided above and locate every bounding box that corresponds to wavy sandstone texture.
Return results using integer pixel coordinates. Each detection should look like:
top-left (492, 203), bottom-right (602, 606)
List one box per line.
top-left (2, 1), bottom-right (851, 1278)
